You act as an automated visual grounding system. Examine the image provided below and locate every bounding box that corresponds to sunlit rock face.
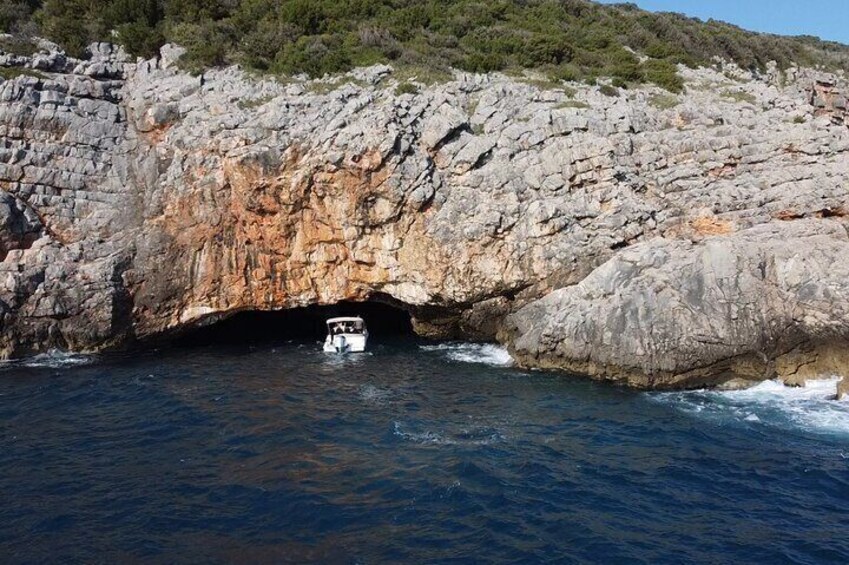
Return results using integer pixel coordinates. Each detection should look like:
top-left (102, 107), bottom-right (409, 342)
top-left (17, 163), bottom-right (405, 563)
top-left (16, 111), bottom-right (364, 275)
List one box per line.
top-left (503, 221), bottom-right (849, 390)
top-left (1, 42), bottom-right (848, 390)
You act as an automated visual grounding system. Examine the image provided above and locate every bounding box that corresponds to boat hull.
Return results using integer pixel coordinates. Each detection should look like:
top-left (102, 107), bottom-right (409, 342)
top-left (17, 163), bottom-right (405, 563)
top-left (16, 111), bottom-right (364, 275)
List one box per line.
top-left (323, 333), bottom-right (367, 353)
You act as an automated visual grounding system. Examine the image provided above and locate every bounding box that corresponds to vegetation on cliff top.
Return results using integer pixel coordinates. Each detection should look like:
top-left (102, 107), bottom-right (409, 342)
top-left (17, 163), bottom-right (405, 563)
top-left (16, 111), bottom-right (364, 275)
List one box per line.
top-left (3, 0), bottom-right (849, 91)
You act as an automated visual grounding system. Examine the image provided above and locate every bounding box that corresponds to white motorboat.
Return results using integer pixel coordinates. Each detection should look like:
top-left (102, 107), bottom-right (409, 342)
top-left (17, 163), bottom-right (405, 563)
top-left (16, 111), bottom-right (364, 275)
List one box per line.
top-left (323, 316), bottom-right (368, 353)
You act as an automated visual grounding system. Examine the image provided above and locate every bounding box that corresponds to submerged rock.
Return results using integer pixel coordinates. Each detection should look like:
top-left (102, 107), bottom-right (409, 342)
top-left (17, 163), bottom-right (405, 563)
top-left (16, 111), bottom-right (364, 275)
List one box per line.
top-left (0, 42), bottom-right (848, 389)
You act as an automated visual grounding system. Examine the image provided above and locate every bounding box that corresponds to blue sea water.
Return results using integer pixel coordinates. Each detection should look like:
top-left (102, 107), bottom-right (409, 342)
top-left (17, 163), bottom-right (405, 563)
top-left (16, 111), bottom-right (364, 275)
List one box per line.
top-left (1, 340), bottom-right (848, 564)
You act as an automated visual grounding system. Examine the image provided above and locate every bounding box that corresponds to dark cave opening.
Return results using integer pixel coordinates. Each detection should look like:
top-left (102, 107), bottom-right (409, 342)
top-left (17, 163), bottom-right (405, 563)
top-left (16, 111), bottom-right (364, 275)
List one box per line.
top-left (174, 298), bottom-right (415, 347)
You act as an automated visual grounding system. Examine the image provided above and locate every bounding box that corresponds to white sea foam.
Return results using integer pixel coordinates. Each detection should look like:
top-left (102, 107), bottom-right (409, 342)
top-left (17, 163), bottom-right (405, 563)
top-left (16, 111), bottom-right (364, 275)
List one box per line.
top-left (0, 350), bottom-right (97, 370)
top-left (393, 422), bottom-right (446, 445)
top-left (320, 350), bottom-right (373, 368)
top-left (419, 343), bottom-right (514, 366)
top-left (652, 377), bottom-right (849, 436)
top-left (358, 384), bottom-right (393, 405)
top-left (393, 421), bottom-right (505, 446)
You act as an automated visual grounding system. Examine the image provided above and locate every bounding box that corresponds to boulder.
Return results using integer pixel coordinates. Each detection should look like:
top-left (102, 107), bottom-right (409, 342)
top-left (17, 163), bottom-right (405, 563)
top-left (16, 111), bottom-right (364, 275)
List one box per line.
top-left (421, 104), bottom-right (468, 149)
top-left (159, 44), bottom-right (186, 70)
top-left (503, 221), bottom-right (849, 389)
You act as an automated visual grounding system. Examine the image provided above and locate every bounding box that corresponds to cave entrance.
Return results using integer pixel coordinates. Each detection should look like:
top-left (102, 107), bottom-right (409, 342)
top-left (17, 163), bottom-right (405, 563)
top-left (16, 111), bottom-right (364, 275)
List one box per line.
top-left (175, 299), bottom-right (415, 347)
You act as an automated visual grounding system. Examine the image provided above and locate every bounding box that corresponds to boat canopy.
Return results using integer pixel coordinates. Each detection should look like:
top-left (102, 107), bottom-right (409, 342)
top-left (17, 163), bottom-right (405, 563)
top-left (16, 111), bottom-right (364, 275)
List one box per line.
top-left (326, 317), bottom-right (365, 325)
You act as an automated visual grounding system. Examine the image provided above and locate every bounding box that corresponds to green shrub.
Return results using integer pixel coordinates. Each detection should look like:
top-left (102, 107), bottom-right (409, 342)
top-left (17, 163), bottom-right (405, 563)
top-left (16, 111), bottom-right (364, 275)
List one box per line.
top-left (237, 94), bottom-right (274, 110)
top-left (644, 42), bottom-right (677, 59)
top-left (555, 99), bottom-right (589, 109)
top-left (238, 19), bottom-right (299, 71)
top-left (394, 81), bottom-right (419, 95)
top-left (34, 0), bottom-right (108, 57)
top-left (0, 1), bottom-right (39, 34)
top-left (277, 0), bottom-right (331, 35)
top-left (605, 47), bottom-right (643, 82)
top-left (0, 35), bottom-right (37, 56)
top-left (114, 21), bottom-right (165, 59)
top-left (519, 35), bottom-right (574, 67)
top-left (548, 63), bottom-right (581, 83)
top-left (0, 66), bottom-right (46, 80)
top-left (107, 0), bottom-right (162, 26)
top-left (169, 21), bottom-right (230, 71)
top-left (598, 84), bottom-right (618, 97)
top-left (721, 89), bottom-right (757, 104)
top-left (648, 93), bottom-right (680, 110)
top-left (460, 51), bottom-right (505, 73)
top-left (641, 59), bottom-right (684, 93)
top-left (9, 0), bottom-right (849, 90)
top-left (559, 84), bottom-right (577, 98)
top-left (164, 0), bottom-right (232, 22)
top-left (273, 35), bottom-right (353, 77)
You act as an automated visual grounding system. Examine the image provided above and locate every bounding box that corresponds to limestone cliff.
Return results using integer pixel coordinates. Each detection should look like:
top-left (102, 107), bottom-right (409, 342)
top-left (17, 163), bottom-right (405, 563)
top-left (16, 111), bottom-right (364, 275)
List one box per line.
top-left (1, 40), bottom-right (848, 391)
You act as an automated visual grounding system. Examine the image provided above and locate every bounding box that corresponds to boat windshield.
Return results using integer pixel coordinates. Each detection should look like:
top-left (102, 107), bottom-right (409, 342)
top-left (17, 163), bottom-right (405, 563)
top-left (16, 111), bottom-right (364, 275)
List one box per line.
top-left (329, 320), bottom-right (364, 335)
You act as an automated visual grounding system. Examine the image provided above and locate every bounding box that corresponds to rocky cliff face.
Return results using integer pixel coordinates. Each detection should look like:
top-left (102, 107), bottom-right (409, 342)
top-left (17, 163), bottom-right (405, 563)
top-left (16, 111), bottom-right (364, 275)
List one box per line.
top-left (1, 41), bottom-right (848, 391)
top-left (504, 221), bottom-right (849, 389)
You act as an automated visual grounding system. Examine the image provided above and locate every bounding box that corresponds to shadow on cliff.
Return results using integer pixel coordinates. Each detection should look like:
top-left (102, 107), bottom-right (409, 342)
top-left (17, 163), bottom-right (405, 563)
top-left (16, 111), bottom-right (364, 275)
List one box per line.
top-left (173, 300), bottom-right (414, 347)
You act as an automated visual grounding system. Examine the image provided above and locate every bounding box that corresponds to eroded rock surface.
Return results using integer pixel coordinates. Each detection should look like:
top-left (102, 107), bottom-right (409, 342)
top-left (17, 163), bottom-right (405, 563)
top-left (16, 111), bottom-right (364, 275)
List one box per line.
top-left (811, 79), bottom-right (849, 126)
top-left (0, 41), bottom-right (848, 390)
top-left (503, 220), bottom-right (849, 389)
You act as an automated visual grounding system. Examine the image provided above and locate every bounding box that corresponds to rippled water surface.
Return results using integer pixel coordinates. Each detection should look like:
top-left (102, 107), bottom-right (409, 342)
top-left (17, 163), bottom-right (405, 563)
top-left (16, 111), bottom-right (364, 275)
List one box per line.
top-left (2, 340), bottom-right (848, 563)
